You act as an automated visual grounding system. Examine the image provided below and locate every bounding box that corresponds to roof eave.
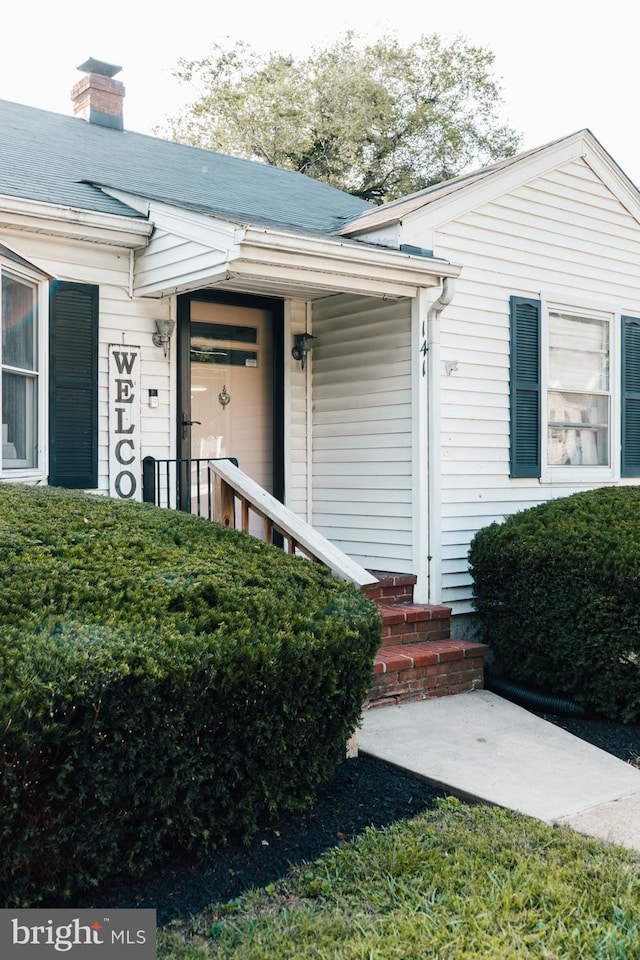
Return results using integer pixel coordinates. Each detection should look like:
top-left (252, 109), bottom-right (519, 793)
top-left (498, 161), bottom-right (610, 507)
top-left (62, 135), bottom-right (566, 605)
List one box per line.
top-left (0, 194), bottom-right (153, 248)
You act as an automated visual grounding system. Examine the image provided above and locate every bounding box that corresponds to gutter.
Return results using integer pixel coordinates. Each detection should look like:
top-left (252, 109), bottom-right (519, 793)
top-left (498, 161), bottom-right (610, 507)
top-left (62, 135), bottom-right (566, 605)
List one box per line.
top-left (238, 225), bottom-right (460, 280)
top-left (0, 193), bottom-right (152, 248)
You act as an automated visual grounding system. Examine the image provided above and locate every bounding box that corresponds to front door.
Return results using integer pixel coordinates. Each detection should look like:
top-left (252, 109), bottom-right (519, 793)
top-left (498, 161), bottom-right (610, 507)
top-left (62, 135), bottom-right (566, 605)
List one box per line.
top-left (178, 292), bottom-right (284, 518)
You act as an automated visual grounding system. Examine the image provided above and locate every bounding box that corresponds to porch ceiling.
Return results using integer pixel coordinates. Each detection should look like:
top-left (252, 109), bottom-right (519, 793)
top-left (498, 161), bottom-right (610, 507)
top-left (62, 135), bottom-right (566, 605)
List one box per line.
top-left (193, 273), bottom-right (368, 301)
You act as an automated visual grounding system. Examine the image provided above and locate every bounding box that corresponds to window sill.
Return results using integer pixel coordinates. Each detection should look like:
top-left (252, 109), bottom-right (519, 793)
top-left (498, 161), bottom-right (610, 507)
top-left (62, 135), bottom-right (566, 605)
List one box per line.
top-left (540, 466), bottom-right (616, 485)
top-left (0, 470), bottom-right (47, 484)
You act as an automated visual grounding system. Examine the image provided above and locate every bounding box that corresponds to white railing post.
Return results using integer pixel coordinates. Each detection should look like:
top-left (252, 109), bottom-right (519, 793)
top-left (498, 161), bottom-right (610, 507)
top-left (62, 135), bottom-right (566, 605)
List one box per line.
top-left (207, 458), bottom-right (377, 588)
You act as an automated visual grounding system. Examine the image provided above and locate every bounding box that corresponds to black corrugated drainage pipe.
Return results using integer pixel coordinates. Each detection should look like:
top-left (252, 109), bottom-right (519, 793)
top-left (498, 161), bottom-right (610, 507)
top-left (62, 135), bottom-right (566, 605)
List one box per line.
top-left (484, 671), bottom-right (586, 718)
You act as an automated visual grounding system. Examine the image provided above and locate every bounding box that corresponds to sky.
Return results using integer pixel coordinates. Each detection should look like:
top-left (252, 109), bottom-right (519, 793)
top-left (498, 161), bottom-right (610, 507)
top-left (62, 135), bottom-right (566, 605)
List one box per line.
top-left (2, 0), bottom-right (639, 186)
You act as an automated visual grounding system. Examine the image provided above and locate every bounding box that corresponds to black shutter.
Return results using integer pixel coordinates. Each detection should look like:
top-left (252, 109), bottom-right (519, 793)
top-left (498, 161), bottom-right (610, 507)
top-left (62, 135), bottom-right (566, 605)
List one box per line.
top-left (49, 281), bottom-right (99, 488)
top-left (621, 315), bottom-right (640, 477)
top-left (510, 296), bottom-right (541, 478)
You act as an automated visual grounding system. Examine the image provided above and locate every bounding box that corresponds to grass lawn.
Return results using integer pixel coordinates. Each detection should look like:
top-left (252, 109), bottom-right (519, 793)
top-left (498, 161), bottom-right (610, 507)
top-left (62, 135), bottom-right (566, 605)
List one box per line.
top-left (157, 797), bottom-right (640, 959)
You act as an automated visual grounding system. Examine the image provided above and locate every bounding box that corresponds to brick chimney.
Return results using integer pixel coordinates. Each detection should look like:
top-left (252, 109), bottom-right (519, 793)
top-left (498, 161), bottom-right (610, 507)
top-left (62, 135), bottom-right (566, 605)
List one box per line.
top-left (72, 58), bottom-right (125, 130)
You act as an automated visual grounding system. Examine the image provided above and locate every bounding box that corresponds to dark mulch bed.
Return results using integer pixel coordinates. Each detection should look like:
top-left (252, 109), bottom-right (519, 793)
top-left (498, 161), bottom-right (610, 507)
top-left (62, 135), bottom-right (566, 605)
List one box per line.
top-left (536, 713), bottom-right (640, 765)
top-left (75, 754), bottom-right (448, 923)
top-left (73, 711), bottom-right (640, 925)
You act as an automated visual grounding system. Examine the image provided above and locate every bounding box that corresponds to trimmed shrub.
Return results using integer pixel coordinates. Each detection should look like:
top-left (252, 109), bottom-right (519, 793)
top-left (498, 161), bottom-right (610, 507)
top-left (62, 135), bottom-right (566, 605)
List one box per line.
top-left (469, 487), bottom-right (640, 722)
top-left (0, 484), bottom-right (380, 906)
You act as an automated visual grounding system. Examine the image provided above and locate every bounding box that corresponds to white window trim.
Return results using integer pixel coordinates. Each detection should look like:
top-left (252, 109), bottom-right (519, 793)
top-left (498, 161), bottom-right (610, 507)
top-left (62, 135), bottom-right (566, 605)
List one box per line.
top-left (0, 259), bottom-right (49, 482)
top-left (540, 296), bottom-right (620, 485)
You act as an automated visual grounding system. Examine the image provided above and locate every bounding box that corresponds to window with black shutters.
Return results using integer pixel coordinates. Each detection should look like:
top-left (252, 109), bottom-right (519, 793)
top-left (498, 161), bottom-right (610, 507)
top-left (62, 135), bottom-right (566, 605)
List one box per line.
top-left (510, 296), bottom-right (640, 480)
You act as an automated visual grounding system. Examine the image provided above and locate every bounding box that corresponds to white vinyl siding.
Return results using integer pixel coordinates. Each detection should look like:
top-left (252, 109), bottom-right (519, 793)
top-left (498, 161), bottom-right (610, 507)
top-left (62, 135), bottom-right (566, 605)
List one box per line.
top-left (311, 293), bottom-right (413, 572)
top-left (134, 228), bottom-right (214, 297)
top-left (420, 158), bottom-right (640, 613)
top-left (134, 225), bottom-right (234, 297)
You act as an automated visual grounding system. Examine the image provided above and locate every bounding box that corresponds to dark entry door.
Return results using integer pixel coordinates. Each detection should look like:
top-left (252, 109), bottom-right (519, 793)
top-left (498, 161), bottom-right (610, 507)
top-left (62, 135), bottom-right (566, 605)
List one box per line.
top-left (177, 292), bottom-right (284, 516)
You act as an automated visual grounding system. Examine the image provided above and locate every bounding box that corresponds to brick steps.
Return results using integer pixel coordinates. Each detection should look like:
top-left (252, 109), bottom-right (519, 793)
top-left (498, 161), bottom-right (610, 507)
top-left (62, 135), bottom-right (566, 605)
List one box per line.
top-left (363, 572), bottom-right (488, 708)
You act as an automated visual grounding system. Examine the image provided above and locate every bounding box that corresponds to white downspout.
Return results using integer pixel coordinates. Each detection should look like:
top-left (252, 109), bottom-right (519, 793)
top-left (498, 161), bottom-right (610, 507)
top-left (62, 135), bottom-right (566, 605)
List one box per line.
top-left (426, 277), bottom-right (456, 604)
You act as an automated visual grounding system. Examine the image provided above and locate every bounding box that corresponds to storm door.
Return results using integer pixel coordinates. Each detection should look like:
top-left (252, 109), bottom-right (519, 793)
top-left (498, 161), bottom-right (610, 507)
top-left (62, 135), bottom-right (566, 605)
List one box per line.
top-left (177, 292), bottom-right (284, 525)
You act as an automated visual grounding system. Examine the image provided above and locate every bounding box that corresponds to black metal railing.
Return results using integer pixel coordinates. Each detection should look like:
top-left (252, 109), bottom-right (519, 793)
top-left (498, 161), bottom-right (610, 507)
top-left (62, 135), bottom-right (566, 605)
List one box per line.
top-left (142, 455), bottom-right (238, 519)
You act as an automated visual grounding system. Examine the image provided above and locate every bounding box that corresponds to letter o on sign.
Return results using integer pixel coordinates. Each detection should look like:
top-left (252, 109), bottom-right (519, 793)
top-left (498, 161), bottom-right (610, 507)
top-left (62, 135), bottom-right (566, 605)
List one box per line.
top-left (115, 470), bottom-right (137, 499)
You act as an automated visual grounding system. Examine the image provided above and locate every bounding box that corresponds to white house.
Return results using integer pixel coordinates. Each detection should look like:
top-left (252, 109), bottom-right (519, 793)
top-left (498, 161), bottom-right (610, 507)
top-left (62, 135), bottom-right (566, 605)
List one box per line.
top-left (2, 60), bottom-right (640, 636)
top-left (342, 129), bottom-right (640, 627)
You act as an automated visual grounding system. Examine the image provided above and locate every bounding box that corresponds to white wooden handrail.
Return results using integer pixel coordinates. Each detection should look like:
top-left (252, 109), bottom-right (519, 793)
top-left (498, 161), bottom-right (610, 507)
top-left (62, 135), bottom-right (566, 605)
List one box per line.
top-left (207, 458), bottom-right (377, 588)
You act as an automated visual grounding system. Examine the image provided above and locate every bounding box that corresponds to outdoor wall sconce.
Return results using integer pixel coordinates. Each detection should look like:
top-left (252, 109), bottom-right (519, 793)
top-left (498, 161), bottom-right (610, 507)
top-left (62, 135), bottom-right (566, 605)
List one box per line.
top-left (152, 319), bottom-right (176, 357)
top-left (292, 332), bottom-right (316, 370)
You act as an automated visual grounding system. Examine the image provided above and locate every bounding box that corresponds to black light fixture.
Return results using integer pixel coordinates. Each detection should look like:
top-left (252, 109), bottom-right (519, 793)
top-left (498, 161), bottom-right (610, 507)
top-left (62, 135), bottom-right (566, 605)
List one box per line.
top-left (152, 319), bottom-right (176, 357)
top-left (292, 332), bottom-right (316, 370)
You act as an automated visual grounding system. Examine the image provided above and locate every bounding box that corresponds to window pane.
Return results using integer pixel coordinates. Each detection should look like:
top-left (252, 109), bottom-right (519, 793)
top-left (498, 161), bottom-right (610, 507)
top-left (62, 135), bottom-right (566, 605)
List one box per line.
top-left (548, 391), bottom-right (608, 427)
top-left (548, 392), bottom-right (608, 465)
top-left (2, 371), bottom-right (37, 468)
top-left (547, 312), bottom-right (610, 468)
top-left (2, 273), bottom-right (37, 371)
top-left (549, 312), bottom-right (609, 391)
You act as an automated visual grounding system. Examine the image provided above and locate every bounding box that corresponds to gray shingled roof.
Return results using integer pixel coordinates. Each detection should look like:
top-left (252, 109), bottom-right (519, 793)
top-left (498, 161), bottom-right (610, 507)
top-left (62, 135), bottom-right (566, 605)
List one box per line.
top-left (0, 98), bottom-right (372, 234)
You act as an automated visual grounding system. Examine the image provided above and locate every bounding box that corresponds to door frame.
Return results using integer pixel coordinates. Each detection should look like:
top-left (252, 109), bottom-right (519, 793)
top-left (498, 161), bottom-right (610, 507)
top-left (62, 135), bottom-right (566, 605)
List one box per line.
top-left (177, 290), bottom-right (285, 504)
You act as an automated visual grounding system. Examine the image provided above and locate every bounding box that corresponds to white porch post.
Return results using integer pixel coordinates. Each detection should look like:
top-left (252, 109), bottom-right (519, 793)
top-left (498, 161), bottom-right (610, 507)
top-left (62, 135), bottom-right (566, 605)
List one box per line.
top-left (412, 289), bottom-right (431, 603)
top-left (283, 299), bottom-right (292, 509)
top-left (413, 281), bottom-right (455, 604)
top-left (426, 289), bottom-right (443, 605)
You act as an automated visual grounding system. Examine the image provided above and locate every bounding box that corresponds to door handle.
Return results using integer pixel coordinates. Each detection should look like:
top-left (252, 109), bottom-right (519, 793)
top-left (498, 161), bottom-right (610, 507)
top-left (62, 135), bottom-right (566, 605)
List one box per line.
top-left (181, 414), bottom-right (201, 440)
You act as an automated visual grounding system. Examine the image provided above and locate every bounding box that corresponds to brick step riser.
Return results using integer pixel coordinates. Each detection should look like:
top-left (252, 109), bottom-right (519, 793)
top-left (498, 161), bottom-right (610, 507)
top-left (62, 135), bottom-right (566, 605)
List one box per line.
top-left (378, 603), bottom-right (452, 647)
top-left (363, 574), bottom-right (417, 607)
top-left (366, 587), bottom-right (415, 605)
top-left (380, 621), bottom-right (451, 647)
top-left (366, 640), bottom-right (489, 709)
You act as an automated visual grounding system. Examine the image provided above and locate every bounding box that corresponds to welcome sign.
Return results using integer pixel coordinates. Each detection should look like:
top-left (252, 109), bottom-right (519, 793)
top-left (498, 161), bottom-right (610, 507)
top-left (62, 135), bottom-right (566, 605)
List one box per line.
top-left (108, 345), bottom-right (142, 501)
top-left (0, 909), bottom-right (156, 957)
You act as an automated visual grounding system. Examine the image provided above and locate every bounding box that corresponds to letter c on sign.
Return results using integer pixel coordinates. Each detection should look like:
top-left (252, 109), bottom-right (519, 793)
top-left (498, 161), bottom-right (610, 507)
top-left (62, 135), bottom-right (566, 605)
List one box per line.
top-left (115, 438), bottom-right (135, 465)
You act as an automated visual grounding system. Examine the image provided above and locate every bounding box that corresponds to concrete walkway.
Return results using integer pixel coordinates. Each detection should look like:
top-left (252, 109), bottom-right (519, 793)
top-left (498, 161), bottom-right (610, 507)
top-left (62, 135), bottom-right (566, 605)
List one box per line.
top-left (359, 690), bottom-right (640, 851)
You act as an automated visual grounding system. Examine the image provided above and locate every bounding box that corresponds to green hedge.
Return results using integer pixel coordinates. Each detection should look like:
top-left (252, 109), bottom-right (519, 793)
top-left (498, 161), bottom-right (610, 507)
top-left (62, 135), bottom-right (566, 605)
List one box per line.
top-left (0, 484), bottom-right (380, 906)
top-left (469, 487), bottom-right (640, 722)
